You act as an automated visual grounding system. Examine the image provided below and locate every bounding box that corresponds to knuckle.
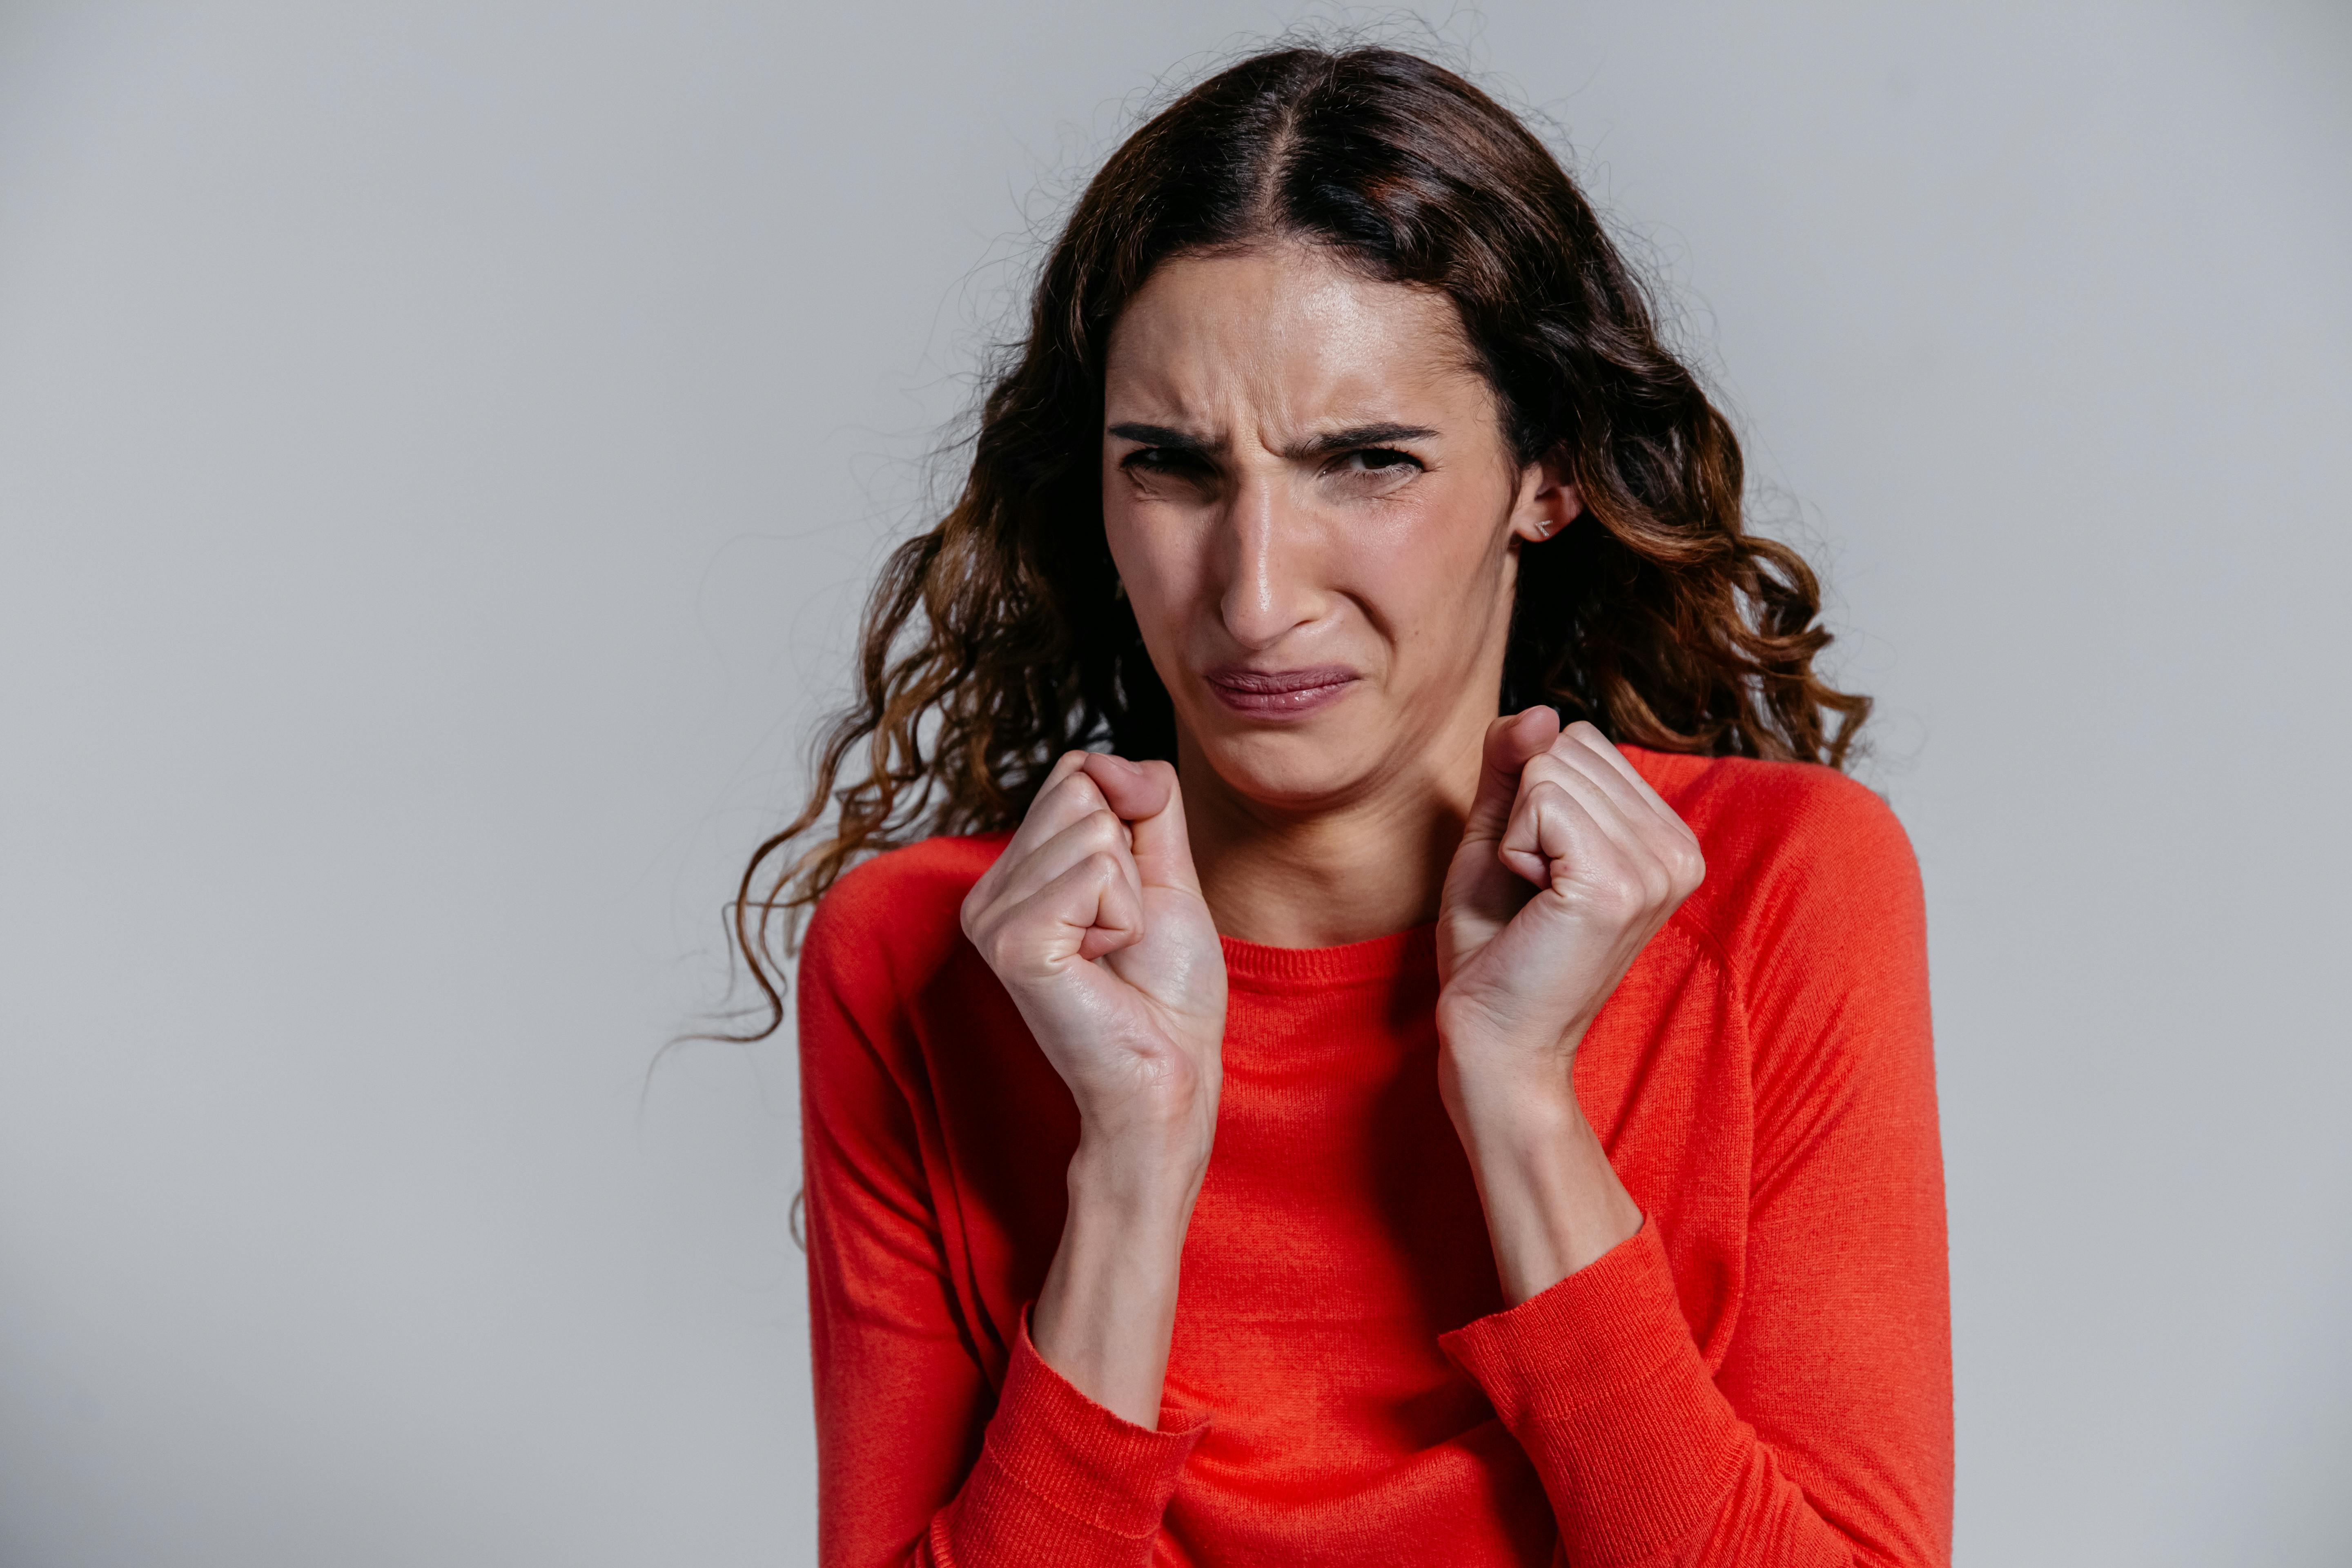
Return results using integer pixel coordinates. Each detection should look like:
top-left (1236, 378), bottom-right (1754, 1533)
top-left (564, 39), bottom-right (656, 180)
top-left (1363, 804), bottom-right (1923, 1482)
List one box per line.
top-left (1524, 776), bottom-right (1571, 810)
top-left (958, 878), bottom-right (997, 938)
top-left (1033, 751), bottom-right (1087, 802)
top-left (1584, 863), bottom-right (1646, 915)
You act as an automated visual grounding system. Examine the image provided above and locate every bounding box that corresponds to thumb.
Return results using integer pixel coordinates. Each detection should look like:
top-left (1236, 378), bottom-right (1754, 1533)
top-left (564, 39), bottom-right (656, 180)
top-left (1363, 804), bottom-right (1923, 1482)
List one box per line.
top-left (1464, 706), bottom-right (1560, 843)
top-left (1078, 755), bottom-right (1201, 896)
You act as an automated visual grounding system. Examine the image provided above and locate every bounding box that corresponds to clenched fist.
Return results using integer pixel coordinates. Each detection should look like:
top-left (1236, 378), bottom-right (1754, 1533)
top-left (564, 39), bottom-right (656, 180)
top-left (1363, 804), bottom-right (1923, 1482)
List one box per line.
top-left (1435, 708), bottom-right (1705, 1116)
top-left (960, 751), bottom-right (1227, 1158)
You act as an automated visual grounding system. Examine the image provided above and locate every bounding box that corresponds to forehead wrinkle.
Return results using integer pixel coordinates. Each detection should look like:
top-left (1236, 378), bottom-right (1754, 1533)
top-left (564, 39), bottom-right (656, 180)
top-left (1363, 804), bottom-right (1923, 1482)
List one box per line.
top-left (1107, 246), bottom-right (1491, 456)
top-left (1256, 263), bottom-right (1483, 446)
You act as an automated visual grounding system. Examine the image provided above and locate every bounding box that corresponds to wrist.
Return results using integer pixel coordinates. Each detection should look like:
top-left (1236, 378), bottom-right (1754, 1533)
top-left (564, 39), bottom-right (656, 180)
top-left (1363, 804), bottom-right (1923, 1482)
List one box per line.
top-left (1066, 1125), bottom-right (1209, 1225)
top-left (1036, 1132), bottom-right (1203, 1428)
top-left (1436, 1029), bottom-right (1584, 1145)
top-left (1444, 1071), bottom-right (1586, 1158)
top-left (1070, 1062), bottom-right (1216, 1185)
top-left (1437, 1069), bottom-right (1641, 1304)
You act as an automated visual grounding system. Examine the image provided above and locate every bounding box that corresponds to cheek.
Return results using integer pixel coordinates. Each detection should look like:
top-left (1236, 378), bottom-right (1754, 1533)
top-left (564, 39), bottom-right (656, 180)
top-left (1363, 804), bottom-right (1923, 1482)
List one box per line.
top-left (1349, 490), bottom-right (1514, 647)
top-left (1102, 492), bottom-right (1200, 644)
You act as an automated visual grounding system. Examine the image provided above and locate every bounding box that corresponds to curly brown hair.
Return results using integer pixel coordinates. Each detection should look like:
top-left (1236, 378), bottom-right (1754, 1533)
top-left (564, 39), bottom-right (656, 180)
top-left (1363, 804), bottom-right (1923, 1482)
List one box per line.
top-left (726, 45), bottom-right (1868, 1040)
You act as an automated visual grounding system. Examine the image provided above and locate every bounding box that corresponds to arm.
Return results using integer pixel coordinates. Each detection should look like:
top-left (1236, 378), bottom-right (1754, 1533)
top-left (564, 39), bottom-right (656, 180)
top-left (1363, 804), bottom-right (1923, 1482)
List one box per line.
top-left (1435, 716), bottom-right (1949, 1566)
top-left (801, 752), bottom-right (1224, 1567)
top-left (1437, 1021), bottom-right (1949, 1566)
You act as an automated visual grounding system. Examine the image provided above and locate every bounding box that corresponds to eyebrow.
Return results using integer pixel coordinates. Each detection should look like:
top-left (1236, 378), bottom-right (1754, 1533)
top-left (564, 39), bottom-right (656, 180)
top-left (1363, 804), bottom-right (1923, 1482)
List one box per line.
top-left (1107, 421), bottom-right (1440, 460)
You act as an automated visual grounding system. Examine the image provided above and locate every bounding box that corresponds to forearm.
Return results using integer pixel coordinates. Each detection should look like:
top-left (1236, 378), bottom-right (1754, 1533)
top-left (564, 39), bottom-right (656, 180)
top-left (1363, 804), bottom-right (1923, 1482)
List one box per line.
top-left (1437, 1067), bottom-right (1869, 1565)
top-left (1439, 1218), bottom-right (1900, 1567)
top-left (1441, 1039), bottom-right (1641, 1305)
top-left (1433, 1042), bottom-right (1945, 1567)
top-left (1029, 1126), bottom-right (1207, 1427)
top-left (855, 1120), bottom-right (1209, 1568)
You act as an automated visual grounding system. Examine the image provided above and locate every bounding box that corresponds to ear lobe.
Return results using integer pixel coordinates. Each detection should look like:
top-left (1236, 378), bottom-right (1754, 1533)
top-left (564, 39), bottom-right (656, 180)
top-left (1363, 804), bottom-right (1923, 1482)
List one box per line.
top-left (1514, 453), bottom-right (1583, 542)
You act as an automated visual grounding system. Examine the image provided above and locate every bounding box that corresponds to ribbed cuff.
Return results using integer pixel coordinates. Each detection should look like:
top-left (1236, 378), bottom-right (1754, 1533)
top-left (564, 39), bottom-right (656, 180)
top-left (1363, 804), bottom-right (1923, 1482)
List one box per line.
top-left (1437, 1216), bottom-right (1748, 1567)
top-left (939, 1303), bottom-right (1207, 1566)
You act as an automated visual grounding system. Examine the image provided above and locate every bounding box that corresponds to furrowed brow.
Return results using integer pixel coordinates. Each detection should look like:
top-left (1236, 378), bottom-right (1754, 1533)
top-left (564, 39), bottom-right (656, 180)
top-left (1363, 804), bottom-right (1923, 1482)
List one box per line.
top-left (1282, 423), bottom-right (1440, 460)
top-left (1107, 422), bottom-right (1223, 455)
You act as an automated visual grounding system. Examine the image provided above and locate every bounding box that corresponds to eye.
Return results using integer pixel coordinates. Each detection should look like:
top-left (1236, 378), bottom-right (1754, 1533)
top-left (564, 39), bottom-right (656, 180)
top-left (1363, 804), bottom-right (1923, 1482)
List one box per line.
top-left (1325, 447), bottom-right (1425, 485)
top-left (1120, 447), bottom-right (1209, 478)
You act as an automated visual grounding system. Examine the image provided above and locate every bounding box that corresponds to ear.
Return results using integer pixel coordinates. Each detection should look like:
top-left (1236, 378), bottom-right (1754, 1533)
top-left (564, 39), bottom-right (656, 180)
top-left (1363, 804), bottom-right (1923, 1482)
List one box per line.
top-left (1508, 448), bottom-right (1583, 545)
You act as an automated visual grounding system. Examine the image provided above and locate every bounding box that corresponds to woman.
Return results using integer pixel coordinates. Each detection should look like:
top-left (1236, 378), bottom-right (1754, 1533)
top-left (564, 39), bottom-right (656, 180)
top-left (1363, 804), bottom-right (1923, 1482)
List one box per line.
top-left (738, 45), bottom-right (1950, 1568)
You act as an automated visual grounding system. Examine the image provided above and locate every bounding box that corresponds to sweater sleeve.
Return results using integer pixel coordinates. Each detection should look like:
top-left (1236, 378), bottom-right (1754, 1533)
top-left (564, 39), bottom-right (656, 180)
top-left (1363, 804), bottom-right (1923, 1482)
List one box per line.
top-left (1437, 779), bottom-right (1952, 1568)
top-left (797, 879), bottom-right (1207, 1568)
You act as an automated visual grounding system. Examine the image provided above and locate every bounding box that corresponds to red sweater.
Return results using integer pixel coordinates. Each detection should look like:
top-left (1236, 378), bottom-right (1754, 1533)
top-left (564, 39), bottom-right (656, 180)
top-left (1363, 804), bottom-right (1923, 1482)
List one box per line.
top-left (796, 747), bottom-right (1951, 1567)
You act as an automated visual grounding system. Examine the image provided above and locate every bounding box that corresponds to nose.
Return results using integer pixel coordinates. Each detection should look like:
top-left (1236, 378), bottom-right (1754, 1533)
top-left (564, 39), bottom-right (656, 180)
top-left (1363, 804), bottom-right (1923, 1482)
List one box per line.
top-left (1216, 468), bottom-right (1323, 652)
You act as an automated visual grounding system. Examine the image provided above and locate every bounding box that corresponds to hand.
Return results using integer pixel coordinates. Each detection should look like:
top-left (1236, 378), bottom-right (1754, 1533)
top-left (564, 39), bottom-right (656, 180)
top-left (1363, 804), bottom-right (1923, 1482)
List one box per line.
top-left (960, 751), bottom-right (1227, 1166)
top-left (1435, 710), bottom-right (1705, 1106)
top-left (961, 752), bottom-right (1226, 1423)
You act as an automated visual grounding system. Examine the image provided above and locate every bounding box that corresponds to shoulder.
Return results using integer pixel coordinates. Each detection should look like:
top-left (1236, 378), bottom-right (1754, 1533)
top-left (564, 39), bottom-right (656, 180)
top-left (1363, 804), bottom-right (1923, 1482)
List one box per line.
top-left (1623, 747), bottom-right (1924, 970)
top-left (1627, 752), bottom-right (1936, 1145)
top-left (802, 829), bottom-right (1012, 950)
top-left (797, 829), bottom-right (1014, 1011)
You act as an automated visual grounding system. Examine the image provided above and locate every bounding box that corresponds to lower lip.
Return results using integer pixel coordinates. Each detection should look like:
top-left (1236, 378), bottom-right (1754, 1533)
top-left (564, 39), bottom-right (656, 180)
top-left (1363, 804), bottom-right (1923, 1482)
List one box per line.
top-left (1206, 678), bottom-right (1358, 719)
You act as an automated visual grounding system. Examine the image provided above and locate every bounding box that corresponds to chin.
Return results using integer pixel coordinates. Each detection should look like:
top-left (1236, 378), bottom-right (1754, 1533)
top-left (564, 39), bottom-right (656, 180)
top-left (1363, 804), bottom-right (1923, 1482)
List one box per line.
top-left (1189, 716), bottom-right (1389, 811)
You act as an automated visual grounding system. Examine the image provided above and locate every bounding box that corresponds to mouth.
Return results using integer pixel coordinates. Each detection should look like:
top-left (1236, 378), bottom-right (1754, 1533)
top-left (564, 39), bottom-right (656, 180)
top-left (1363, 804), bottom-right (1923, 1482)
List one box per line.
top-left (1201, 664), bottom-right (1361, 719)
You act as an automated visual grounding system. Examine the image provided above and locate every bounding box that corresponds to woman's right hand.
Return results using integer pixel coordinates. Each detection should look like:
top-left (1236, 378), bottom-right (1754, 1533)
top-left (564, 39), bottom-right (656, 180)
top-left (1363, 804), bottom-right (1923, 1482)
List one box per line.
top-left (959, 750), bottom-right (1227, 1170)
top-left (960, 752), bottom-right (1225, 1424)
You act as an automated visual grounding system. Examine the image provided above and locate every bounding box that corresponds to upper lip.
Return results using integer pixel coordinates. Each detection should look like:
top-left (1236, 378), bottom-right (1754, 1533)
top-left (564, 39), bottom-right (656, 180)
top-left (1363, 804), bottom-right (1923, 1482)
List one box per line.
top-left (1202, 664), bottom-right (1359, 693)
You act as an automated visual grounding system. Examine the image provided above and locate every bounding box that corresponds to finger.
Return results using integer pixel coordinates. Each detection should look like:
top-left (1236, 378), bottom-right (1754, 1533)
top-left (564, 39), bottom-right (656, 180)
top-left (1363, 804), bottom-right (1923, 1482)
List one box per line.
top-left (1002, 751), bottom-right (1107, 858)
top-left (1525, 745), bottom-right (1659, 860)
top-left (965, 752), bottom-right (1115, 935)
top-left (1075, 752), bottom-right (1166, 833)
top-left (983, 807), bottom-right (1143, 924)
top-left (1101, 758), bottom-right (1205, 897)
top-left (1497, 776), bottom-right (1604, 889)
top-left (990, 847), bottom-right (1146, 973)
top-left (975, 751), bottom-right (1120, 907)
top-left (1465, 705), bottom-right (1561, 842)
top-left (1519, 748), bottom-right (1695, 911)
top-left (1502, 777), bottom-right (1664, 916)
top-left (1529, 737), bottom-right (1685, 875)
top-left (1559, 722), bottom-right (1699, 848)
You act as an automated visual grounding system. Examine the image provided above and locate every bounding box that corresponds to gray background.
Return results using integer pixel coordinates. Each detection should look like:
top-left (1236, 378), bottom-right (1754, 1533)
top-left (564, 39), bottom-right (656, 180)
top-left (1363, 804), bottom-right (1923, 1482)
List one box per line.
top-left (3, 2), bottom-right (2346, 1564)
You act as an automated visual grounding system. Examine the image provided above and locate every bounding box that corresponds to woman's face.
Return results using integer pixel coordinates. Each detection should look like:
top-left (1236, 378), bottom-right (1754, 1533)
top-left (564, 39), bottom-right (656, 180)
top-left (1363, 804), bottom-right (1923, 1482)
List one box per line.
top-left (1102, 243), bottom-right (1578, 813)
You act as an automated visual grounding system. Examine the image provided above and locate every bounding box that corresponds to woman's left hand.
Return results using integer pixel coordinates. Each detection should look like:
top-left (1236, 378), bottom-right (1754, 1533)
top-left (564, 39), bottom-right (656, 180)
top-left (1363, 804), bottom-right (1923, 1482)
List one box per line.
top-left (1435, 708), bottom-right (1706, 1112)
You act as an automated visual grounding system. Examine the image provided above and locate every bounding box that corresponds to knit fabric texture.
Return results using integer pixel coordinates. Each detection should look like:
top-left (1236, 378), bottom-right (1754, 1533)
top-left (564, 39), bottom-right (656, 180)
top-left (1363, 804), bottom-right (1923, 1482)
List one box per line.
top-left (797, 748), bottom-right (1952, 1567)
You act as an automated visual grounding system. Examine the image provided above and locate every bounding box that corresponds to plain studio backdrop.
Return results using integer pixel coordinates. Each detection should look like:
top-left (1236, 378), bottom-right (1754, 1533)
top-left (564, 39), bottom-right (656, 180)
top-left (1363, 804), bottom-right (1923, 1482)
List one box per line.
top-left (2, 2), bottom-right (2347, 1564)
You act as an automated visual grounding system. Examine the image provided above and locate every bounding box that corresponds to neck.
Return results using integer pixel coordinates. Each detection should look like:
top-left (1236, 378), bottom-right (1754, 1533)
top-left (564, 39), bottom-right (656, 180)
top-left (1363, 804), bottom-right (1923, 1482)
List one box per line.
top-left (1176, 718), bottom-right (1483, 949)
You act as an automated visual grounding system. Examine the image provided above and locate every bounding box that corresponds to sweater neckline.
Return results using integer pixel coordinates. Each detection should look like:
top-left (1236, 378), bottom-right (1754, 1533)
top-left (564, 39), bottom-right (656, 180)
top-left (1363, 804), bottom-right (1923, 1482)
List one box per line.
top-left (1217, 921), bottom-right (1438, 990)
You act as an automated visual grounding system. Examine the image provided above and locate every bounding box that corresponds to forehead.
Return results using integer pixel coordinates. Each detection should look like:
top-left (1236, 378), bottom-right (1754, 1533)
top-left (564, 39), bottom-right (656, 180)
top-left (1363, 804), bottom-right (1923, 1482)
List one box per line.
top-left (1103, 244), bottom-right (1486, 420)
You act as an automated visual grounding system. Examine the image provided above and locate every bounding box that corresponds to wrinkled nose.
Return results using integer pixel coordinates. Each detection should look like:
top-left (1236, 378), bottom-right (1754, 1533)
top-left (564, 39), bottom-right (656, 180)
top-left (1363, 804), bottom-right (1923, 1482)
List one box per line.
top-left (1216, 470), bottom-right (1321, 651)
